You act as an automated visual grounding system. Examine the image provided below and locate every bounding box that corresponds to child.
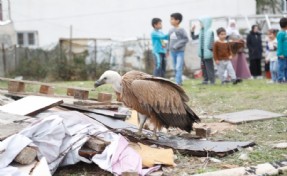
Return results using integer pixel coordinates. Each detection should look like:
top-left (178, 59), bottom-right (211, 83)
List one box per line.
top-left (213, 27), bottom-right (240, 85)
top-left (265, 29), bottom-right (278, 83)
top-left (151, 18), bottom-right (169, 77)
top-left (277, 17), bottom-right (287, 83)
top-left (168, 12), bottom-right (189, 85)
top-left (191, 17), bottom-right (215, 84)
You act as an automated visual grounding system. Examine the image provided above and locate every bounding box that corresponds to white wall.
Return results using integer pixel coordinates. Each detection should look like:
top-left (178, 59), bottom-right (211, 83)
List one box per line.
top-left (10, 0), bottom-right (256, 47)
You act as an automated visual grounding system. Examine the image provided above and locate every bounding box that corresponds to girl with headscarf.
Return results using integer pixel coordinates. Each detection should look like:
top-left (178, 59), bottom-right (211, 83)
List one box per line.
top-left (227, 19), bottom-right (251, 79)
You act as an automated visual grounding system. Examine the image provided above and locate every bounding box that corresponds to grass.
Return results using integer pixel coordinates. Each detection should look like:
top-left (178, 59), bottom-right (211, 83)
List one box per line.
top-left (1, 78), bottom-right (287, 175)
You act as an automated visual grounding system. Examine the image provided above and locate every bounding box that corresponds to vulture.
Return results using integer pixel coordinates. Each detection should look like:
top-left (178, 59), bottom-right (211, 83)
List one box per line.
top-left (94, 70), bottom-right (200, 139)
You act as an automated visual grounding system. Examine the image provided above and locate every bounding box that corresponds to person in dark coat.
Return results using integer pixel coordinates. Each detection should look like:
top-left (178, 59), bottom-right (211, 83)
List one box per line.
top-left (247, 25), bottom-right (263, 78)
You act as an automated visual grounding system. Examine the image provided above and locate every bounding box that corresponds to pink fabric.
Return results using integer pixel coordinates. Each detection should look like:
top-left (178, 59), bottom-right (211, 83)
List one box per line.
top-left (111, 136), bottom-right (160, 176)
top-left (231, 52), bottom-right (251, 79)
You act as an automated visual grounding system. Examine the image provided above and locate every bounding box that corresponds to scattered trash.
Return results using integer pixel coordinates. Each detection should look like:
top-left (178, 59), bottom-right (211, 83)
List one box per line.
top-left (239, 153), bottom-right (249, 161)
top-left (214, 109), bottom-right (285, 124)
top-left (272, 143), bottom-right (287, 149)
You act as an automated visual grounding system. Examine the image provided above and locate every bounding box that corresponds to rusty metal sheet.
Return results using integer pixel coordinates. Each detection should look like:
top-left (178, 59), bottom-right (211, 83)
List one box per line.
top-left (214, 109), bottom-right (285, 124)
top-left (86, 113), bottom-right (255, 157)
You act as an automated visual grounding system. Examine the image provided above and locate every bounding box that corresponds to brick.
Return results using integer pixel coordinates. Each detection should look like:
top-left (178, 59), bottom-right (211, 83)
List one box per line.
top-left (195, 127), bottom-right (211, 138)
top-left (78, 146), bottom-right (98, 159)
top-left (85, 136), bottom-right (110, 152)
top-left (98, 92), bottom-right (112, 102)
top-left (8, 81), bottom-right (25, 93)
top-left (14, 146), bottom-right (37, 165)
top-left (39, 85), bottom-right (54, 95)
top-left (66, 88), bottom-right (75, 96)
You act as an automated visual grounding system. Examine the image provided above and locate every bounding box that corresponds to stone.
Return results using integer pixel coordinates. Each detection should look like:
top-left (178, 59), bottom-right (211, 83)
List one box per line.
top-left (14, 146), bottom-right (37, 165)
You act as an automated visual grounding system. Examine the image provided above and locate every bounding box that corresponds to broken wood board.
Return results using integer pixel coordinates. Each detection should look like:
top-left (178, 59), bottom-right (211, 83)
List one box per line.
top-left (0, 96), bottom-right (63, 116)
top-left (0, 123), bottom-right (30, 140)
top-left (0, 111), bottom-right (31, 124)
top-left (86, 113), bottom-right (255, 157)
top-left (73, 99), bottom-right (122, 106)
top-left (12, 157), bottom-right (51, 176)
top-left (0, 112), bottom-right (33, 140)
top-left (214, 109), bottom-right (285, 124)
top-left (60, 103), bottom-right (127, 119)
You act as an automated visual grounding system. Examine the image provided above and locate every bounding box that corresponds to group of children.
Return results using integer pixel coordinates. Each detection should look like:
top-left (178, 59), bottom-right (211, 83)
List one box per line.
top-left (151, 14), bottom-right (287, 85)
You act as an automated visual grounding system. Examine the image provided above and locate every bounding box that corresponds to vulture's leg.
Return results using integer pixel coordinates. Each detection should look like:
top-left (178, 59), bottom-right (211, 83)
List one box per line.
top-left (151, 127), bottom-right (158, 140)
top-left (137, 113), bottom-right (147, 135)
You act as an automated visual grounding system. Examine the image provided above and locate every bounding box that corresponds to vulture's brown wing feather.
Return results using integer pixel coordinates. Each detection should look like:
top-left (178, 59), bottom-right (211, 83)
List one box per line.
top-left (131, 79), bottom-right (199, 132)
top-left (143, 76), bottom-right (189, 102)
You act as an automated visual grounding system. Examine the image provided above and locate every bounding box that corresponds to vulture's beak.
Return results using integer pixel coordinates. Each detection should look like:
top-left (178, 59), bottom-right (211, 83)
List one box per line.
top-left (94, 79), bottom-right (105, 88)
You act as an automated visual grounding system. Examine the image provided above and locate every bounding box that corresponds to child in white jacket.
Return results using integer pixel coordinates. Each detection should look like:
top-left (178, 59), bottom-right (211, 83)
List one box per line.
top-left (266, 29), bottom-right (278, 83)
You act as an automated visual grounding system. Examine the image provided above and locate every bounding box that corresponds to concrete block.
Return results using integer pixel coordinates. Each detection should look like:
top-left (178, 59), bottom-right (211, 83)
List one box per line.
top-left (14, 146), bottom-right (37, 165)
top-left (98, 92), bottom-right (112, 102)
top-left (8, 81), bottom-right (25, 93)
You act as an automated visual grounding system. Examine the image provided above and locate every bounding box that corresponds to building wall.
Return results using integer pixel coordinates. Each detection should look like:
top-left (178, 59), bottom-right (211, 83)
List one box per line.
top-left (10, 0), bottom-right (256, 47)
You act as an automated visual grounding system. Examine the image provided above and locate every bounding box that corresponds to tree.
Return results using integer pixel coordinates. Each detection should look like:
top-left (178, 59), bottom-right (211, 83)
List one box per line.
top-left (256, 0), bottom-right (282, 14)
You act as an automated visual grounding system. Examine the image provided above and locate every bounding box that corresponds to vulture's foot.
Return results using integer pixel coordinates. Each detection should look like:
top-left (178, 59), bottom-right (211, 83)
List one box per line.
top-left (151, 135), bottom-right (158, 140)
top-left (135, 131), bottom-right (148, 139)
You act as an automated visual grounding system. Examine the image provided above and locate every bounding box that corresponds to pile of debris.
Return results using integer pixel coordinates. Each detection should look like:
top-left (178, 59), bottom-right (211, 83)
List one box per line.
top-left (2, 78), bottom-right (280, 176)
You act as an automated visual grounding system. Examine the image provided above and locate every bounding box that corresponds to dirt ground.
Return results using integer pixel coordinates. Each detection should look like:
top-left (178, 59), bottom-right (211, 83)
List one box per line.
top-left (1, 79), bottom-right (286, 175)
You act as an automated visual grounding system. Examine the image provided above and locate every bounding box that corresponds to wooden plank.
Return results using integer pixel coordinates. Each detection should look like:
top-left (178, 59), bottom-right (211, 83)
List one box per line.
top-left (0, 111), bottom-right (31, 124)
top-left (214, 109), bottom-right (285, 124)
top-left (73, 100), bottom-right (122, 106)
top-left (60, 103), bottom-right (127, 119)
top-left (67, 88), bottom-right (89, 100)
top-left (0, 123), bottom-right (30, 140)
top-left (0, 96), bottom-right (63, 116)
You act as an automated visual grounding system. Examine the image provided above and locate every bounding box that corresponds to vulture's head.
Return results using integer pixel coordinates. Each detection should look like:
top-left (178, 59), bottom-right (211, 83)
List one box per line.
top-left (94, 70), bottom-right (122, 92)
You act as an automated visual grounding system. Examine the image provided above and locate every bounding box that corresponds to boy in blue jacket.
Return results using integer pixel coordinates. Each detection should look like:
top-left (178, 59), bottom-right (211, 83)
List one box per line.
top-left (151, 18), bottom-right (169, 77)
top-left (277, 17), bottom-right (287, 83)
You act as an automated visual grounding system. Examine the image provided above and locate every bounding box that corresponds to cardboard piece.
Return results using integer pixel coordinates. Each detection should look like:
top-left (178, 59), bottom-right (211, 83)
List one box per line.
top-left (130, 142), bottom-right (174, 167)
top-left (0, 96), bottom-right (63, 116)
top-left (214, 109), bottom-right (285, 124)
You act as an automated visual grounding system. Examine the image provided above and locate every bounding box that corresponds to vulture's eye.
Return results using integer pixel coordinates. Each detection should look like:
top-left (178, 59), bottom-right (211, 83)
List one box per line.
top-left (104, 77), bottom-right (107, 80)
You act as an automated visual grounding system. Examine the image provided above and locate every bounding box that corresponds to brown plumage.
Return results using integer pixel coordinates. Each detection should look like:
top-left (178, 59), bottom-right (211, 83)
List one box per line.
top-left (95, 70), bottom-right (200, 136)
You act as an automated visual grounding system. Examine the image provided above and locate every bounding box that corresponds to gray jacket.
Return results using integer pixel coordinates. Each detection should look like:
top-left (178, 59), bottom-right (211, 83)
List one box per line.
top-left (168, 27), bottom-right (189, 52)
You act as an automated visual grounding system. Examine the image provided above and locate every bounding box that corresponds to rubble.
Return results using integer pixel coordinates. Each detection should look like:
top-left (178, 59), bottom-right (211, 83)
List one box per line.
top-left (14, 147), bottom-right (37, 165)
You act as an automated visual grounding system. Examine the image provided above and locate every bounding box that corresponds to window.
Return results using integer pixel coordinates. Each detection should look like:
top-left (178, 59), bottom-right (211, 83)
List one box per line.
top-left (17, 33), bottom-right (24, 45)
top-left (28, 33), bottom-right (35, 45)
top-left (16, 31), bottom-right (38, 47)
